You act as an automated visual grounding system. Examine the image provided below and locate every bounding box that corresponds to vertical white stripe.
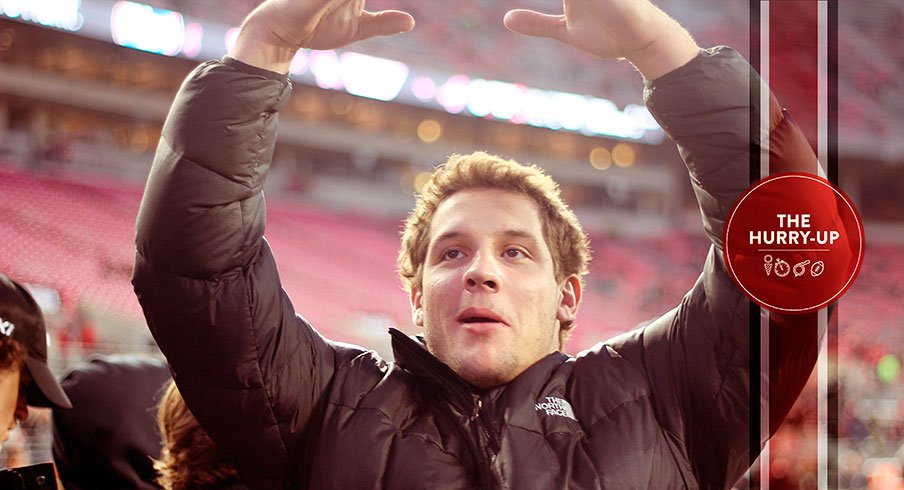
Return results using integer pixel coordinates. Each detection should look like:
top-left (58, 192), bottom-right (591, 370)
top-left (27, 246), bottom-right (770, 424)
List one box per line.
top-left (817, 4), bottom-right (830, 488)
top-left (759, 3), bottom-right (771, 488)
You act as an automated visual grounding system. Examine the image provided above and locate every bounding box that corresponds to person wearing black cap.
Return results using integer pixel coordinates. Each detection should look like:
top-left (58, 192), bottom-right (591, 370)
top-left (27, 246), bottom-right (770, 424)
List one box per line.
top-left (0, 273), bottom-right (71, 489)
top-left (0, 273), bottom-right (72, 452)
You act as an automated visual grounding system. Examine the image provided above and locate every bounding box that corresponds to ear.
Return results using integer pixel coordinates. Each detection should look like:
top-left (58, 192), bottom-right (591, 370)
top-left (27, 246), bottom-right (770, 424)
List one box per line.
top-left (410, 287), bottom-right (425, 328)
top-left (556, 275), bottom-right (582, 324)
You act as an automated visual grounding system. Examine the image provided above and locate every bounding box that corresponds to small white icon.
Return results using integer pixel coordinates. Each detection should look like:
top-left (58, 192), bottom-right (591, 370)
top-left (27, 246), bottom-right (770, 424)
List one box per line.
top-left (811, 261), bottom-right (825, 277)
top-left (793, 260), bottom-right (811, 277)
top-left (774, 258), bottom-right (791, 277)
top-left (763, 255), bottom-right (826, 280)
top-left (0, 319), bottom-right (14, 337)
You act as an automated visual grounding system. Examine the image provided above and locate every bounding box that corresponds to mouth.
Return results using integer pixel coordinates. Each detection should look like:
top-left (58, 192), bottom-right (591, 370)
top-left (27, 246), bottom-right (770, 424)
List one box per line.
top-left (456, 308), bottom-right (507, 327)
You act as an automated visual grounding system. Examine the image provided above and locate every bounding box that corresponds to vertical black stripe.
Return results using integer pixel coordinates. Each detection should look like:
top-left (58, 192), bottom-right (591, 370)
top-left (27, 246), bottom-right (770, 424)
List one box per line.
top-left (827, 305), bottom-right (840, 489)
top-left (827, 0), bottom-right (839, 186)
top-left (747, 2), bottom-right (763, 488)
top-left (748, 0), bottom-right (762, 189)
top-left (826, 2), bottom-right (840, 488)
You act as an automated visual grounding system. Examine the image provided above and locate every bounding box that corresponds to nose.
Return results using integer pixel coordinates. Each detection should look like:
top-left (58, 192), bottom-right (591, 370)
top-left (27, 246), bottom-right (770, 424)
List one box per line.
top-left (463, 252), bottom-right (501, 292)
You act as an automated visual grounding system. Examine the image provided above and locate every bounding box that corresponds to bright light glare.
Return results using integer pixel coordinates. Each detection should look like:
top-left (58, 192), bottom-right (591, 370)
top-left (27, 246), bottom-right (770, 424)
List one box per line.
top-left (411, 77), bottom-right (436, 102)
top-left (223, 26), bottom-right (239, 52)
top-left (548, 91), bottom-right (587, 131)
top-left (437, 75), bottom-right (470, 114)
top-left (612, 143), bottom-right (636, 167)
top-left (1, 0), bottom-right (84, 32)
top-left (181, 21), bottom-right (203, 58)
top-left (416, 119), bottom-right (442, 143)
top-left (111, 1), bottom-right (184, 56)
top-left (309, 50), bottom-right (343, 90)
top-left (589, 147), bottom-right (612, 170)
top-left (289, 51), bottom-right (308, 75)
top-left (340, 52), bottom-right (409, 101)
top-left (488, 81), bottom-right (524, 120)
top-left (465, 79), bottom-right (493, 118)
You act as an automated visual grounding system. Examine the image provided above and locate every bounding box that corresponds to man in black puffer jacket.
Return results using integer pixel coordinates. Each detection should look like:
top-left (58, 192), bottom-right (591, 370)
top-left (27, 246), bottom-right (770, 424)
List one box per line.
top-left (133, 0), bottom-right (823, 488)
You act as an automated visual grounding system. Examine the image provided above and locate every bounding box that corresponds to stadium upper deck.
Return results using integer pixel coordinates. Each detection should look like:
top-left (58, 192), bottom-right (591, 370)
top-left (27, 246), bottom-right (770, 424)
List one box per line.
top-left (132, 0), bottom-right (903, 159)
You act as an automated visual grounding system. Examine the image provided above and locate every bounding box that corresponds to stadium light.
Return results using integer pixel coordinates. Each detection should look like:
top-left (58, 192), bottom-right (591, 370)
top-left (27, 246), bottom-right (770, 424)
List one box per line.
top-left (111, 1), bottom-right (184, 57)
top-left (437, 75), bottom-right (471, 114)
top-left (309, 50), bottom-right (343, 90)
top-left (182, 21), bottom-right (203, 58)
top-left (9, 0), bottom-right (664, 143)
top-left (0, 0), bottom-right (84, 32)
top-left (339, 52), bottom-right (409, 102)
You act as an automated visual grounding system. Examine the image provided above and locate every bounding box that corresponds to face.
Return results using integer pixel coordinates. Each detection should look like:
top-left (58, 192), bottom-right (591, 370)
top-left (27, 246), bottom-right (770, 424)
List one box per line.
top-left (411, 188), bottom-right (581, 389)
top-left (0, 366), bottom-right (28, 451)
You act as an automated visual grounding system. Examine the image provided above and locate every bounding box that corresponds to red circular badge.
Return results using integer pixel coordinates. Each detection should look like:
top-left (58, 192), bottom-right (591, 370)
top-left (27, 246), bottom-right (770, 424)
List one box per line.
top-left (723, 172), bottom-right (865, 314)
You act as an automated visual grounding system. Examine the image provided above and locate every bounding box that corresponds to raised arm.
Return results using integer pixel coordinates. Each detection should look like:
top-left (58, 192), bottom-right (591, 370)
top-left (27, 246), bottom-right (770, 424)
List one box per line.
top-left (230, 0), bottom-right (414, 73)
top-left (504, 0), bottom-right (699, 80)
top-left (508, 0), bottom-right (821, 487)
top-left (132, 2), bottom-right (412, 488)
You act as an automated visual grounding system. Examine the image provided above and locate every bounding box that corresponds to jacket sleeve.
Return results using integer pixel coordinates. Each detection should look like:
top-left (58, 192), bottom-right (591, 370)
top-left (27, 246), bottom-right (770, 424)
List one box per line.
top-left (607, 47), bottom-right (823, 489)
top-left (132, 58), bottom-right (344, 489)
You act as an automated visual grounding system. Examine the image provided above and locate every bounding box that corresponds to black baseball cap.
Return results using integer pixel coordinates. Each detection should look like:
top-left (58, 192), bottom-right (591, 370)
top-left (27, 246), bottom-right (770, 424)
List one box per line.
top-left (0, 274), bottom-right (72, 409)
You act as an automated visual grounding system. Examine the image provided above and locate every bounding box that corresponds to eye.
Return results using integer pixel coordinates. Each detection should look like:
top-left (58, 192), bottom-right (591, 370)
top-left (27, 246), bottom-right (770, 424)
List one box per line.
top-left (504, 248), bottom-right (527, 259)
top-left (442, 249), bottom-right (463, 261)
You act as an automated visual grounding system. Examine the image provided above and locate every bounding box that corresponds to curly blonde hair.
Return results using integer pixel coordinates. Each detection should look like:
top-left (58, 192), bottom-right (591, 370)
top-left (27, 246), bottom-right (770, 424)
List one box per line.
top-left (155, 381), bottom-right (242, 490)
top-left (398, 152), bottom-right (591, 337)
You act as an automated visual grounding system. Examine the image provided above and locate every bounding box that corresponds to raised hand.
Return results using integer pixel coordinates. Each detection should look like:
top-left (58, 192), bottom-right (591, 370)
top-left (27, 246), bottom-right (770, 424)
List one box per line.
top-left (231, 0), bottom-right (414, 72)
top-left (503, 0), bottom-right (699, 80)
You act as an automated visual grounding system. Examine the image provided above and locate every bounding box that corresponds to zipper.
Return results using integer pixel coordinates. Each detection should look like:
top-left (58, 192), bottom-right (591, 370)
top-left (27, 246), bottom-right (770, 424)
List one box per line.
top-left (472, 398), bottom-right (503, 489)
top-left (475, 398), bottom-right (501, 455)
top-left (390, 329), bottom-right (503, 489)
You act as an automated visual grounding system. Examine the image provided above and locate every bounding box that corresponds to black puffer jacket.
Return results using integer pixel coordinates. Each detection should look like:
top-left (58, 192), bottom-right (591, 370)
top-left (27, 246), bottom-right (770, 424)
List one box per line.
top-left (53, 354), bottom-right (171, 490)
top-left (133, 47), bottom-right (821, 489)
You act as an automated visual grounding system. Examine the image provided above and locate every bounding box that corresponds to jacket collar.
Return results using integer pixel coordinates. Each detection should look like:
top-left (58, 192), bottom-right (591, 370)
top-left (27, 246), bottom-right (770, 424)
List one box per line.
top-left (388, 328), bottom-right (570, 411)
top-left (389, 328), bottom-right (476, 411)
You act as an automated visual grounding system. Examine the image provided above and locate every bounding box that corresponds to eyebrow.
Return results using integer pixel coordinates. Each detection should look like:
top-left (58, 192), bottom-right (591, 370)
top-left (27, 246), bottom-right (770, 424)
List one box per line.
top-left (431, 229), bottom-right (540, 247)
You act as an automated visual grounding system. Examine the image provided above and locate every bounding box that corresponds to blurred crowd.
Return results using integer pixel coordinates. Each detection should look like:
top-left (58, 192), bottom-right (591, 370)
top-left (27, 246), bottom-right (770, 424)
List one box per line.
top-left (1, 160), bottom-right (902, 487)
top-left (135, 0), bottom-right (904, 150)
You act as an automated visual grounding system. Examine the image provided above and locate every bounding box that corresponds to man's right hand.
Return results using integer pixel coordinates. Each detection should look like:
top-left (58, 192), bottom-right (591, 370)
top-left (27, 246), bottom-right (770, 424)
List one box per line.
top-left (230, 0), bottom-right (415, 73)
top-left (503, 0), bottom-right (699, 80)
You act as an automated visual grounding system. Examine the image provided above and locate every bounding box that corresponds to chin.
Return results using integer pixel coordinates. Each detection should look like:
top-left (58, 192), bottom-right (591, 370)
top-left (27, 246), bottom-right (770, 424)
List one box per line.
top-left (457, 356), bottom-right (517, 389)
top-left (461, 370), bottom-right (508, 390)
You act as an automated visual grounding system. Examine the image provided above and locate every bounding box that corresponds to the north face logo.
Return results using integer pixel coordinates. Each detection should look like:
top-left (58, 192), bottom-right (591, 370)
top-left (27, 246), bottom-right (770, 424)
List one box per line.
top-left (535, 396), bottom-right (576, 421)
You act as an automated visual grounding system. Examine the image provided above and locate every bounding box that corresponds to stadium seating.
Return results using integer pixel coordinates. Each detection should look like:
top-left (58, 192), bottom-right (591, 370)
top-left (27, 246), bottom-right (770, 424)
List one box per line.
top-left (3, 163), bottom-right (898, 353)
top-left (3, 160), bottom-right (903, 480)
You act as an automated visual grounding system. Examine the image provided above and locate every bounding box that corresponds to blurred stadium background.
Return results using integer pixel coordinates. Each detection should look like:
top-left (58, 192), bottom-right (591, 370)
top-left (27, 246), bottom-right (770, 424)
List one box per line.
top-left (0, 0), bottom-right (902, 487)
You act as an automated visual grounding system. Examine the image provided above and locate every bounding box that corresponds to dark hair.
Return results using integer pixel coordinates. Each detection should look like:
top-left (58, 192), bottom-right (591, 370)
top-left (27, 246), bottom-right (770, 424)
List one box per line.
top-left (0, 336), bottom-right (26, 372)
